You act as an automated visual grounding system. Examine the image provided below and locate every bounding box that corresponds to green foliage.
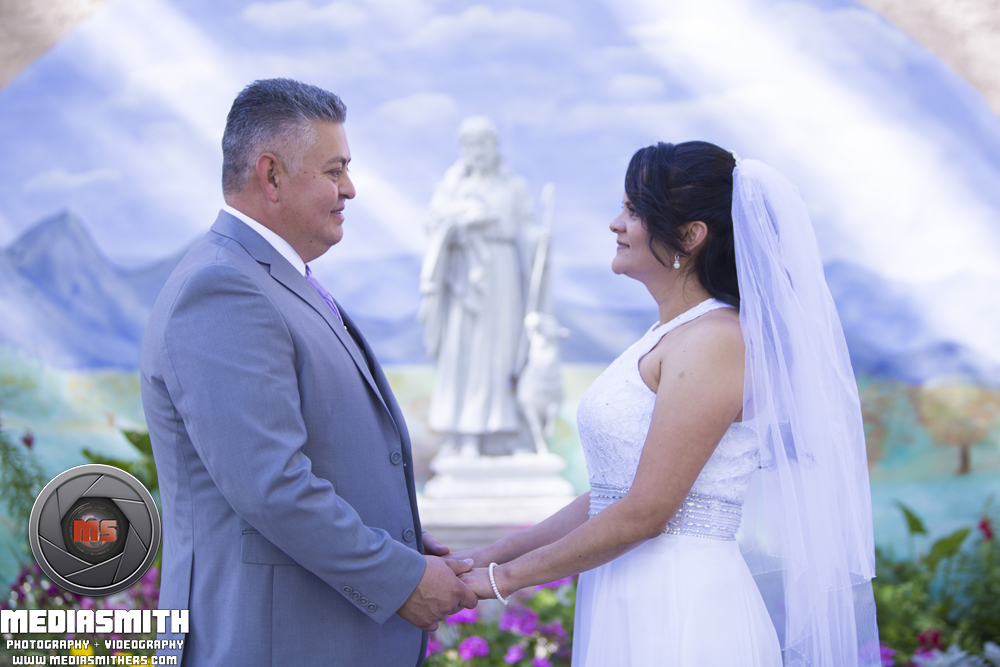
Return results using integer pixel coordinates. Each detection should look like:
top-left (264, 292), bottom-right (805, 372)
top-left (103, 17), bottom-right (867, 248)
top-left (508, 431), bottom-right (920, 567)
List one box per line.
top-left (0, 416), bottom-right (47, 552)
top-left (897, 500), bottom-right (928, 536)
top-left (426, 578), bottom-right (575, 666)
top-left (925, 528), bottom-right (970, 572)
top-left (876, 499), bottom-right (1000, 662)
top-left (82, 429), bottom-right (158, 495)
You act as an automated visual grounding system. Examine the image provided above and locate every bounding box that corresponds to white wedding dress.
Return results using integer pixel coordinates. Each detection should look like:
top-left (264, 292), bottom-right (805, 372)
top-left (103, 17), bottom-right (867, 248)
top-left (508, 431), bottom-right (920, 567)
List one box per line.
top-left (572, 298), bottom-right (782, 666)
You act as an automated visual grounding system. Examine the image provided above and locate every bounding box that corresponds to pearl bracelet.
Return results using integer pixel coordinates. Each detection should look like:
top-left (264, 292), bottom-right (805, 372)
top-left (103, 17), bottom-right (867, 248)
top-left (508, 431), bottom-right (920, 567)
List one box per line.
top-left (488, 562), bottom-right (510, 605)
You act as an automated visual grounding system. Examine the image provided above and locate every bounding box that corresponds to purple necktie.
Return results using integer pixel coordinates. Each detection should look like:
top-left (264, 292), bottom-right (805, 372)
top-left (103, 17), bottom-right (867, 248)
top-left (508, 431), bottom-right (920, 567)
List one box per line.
top-left (305, 265), bottom-right (345, 326)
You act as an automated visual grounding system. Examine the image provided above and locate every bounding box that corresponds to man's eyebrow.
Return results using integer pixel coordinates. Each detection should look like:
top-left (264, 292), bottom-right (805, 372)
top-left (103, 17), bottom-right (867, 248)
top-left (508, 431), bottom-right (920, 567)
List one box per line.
top-left (324, 156), bottom-right (350, 167)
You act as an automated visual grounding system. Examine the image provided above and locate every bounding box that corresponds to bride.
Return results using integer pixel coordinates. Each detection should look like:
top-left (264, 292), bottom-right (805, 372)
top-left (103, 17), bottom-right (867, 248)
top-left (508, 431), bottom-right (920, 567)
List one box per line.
top-left (454, 141), bottom-right (879, 666)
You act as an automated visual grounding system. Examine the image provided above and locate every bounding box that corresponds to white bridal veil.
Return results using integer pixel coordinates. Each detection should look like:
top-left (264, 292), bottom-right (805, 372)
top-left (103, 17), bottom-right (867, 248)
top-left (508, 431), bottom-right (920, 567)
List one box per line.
top-left (732, 159), bottom-right (880, 666)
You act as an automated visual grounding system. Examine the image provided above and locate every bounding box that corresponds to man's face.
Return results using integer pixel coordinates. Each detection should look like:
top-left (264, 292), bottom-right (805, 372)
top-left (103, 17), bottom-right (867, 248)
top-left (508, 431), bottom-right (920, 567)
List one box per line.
top-left (277, 120), bottom-right (355, 263)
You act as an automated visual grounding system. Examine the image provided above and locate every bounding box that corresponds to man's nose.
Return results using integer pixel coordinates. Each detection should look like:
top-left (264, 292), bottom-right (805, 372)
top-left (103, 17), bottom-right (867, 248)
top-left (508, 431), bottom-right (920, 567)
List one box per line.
top-left (341, 172), bottom-right (356, 199)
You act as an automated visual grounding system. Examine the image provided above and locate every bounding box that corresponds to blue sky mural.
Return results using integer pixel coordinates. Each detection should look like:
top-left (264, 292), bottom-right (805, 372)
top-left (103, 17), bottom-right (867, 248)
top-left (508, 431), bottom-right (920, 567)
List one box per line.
top-left (1, 0), bottom-right (999, 372)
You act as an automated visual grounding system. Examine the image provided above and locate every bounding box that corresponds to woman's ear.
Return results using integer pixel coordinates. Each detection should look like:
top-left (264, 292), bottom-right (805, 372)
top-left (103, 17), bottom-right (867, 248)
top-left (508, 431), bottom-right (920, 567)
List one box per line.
top-left (681, 220), bottom-right (709, 253)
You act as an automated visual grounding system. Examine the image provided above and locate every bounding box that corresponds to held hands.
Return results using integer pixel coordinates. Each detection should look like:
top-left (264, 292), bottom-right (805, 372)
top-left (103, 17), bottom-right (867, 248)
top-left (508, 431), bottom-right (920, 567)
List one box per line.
top-left (397, 556), bottom-right (478, 632)
top-left (459, 565), bottom-right (512, 601)
top-left (458, 567), bottom-right (495, 600)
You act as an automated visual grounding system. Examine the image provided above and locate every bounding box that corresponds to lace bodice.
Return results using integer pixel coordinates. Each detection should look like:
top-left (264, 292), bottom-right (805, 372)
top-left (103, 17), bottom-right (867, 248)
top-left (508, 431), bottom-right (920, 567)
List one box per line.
top-left (578, 299), bottom-right (759, 510)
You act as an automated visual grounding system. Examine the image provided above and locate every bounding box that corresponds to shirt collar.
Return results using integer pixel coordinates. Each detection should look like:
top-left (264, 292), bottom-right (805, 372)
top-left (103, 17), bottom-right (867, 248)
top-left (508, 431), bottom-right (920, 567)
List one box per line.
top-left (221, 204), bottom-right (306, 277)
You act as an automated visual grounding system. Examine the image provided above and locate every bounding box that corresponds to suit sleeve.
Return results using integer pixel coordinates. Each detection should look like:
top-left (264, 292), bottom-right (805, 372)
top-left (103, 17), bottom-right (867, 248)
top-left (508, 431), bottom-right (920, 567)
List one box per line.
top-left (157, 262), bottom-right (425, 624)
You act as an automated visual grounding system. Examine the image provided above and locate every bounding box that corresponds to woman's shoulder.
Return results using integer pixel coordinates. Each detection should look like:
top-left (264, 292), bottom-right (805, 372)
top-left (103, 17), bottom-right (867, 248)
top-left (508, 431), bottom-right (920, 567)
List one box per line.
top-left (663, 306), bottom-right (744, 365)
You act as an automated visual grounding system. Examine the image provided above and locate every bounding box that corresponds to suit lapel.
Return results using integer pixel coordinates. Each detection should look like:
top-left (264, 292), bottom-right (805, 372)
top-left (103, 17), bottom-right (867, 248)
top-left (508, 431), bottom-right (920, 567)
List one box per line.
top-left (210, 212), bottom-right (392, 419)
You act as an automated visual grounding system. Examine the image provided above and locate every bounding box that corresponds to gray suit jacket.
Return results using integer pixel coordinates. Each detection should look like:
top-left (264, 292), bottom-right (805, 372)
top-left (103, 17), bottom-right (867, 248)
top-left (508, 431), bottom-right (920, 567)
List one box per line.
top-left (141, 211), bottom-right (427, 666)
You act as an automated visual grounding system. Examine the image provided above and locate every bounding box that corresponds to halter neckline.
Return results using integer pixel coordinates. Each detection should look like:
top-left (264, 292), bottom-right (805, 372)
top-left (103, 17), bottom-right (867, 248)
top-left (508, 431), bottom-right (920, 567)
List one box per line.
top-left (648, 298), bottom-right (733, 337)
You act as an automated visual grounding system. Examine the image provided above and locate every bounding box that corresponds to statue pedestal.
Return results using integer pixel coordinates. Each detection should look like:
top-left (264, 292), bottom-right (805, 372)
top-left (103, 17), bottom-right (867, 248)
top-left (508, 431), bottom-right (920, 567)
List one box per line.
top-left (423, 451), bottom-right (576, 498)
top-left (418, 452), bottom-right (578, 550)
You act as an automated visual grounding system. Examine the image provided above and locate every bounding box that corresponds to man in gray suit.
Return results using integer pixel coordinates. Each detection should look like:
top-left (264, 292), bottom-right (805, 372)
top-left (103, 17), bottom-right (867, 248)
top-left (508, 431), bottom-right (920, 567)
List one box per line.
top-left (141, 78), bottom-right (477, 666)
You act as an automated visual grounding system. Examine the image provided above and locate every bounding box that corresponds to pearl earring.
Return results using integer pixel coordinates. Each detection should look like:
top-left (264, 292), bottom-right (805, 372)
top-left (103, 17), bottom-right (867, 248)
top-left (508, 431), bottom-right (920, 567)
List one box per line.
top-left (673, 253), bottom-right (681, 269)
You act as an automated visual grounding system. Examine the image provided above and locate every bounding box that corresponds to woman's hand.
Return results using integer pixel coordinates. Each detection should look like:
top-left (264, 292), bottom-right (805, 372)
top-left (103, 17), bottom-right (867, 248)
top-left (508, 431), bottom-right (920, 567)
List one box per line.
top-left (459, 568), bottom-right (499, 600)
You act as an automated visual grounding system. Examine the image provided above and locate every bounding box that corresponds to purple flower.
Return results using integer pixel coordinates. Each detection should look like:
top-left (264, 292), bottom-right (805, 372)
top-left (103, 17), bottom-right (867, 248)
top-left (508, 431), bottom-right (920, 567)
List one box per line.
top-left (540, 620), bottom-right (566, 638)
top-left (532, 657), bottom-right (552, 667)
top-left (498, 608), bottom-right (538, 635)
top-left (80, 597), bottom-right (96, 610)
top-left (458, 635), bottom-right (490, 660)
top-left (426, 637), bottom-right (442, 657)
top-left (504, 645), bottom-right (526, 664)
top-left (446, 607), bottom-right (479, 625)
top-left (534, 577), bottom-right (573, 591)
top-left (880, 642), bottom-right (897, 667)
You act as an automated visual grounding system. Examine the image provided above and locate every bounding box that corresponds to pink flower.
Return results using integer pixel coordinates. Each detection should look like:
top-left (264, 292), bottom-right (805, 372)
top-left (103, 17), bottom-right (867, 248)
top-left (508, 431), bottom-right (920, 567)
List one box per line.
top-left (880, 642), bottom-right (897, 666)
top-left (21, 431), bottom-right (34, 449)
top-left (980, 517), bottom-right (994, 541)
top-left (917, 628), bottom-right (942, 652)
top-left (532, 657), bottom-right (552, 667)
top-left (458, 635), bottom-right (489, 660)
top-left (446, 607), bottom-right (479, 625)
top-left (426, 637), bottom-right (442, 657)
top-left (503, 645), bottom-right (526, 664)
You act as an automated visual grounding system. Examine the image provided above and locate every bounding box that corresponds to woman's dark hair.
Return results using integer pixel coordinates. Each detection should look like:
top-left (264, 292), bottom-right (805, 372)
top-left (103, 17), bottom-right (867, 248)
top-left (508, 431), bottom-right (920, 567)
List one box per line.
top-left (624, 140), bottom-right (740, 308)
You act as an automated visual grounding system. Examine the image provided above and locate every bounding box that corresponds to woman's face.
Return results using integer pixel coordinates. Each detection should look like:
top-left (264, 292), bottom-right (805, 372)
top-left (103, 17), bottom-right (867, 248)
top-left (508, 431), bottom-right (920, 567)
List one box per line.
top-left (610, 192), bottom-right (666, 279)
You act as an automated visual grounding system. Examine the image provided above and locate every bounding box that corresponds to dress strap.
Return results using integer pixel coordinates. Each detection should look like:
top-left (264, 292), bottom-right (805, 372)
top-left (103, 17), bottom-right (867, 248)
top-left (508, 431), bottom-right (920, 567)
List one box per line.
top-left (647, 298), bottom-right (734, 340)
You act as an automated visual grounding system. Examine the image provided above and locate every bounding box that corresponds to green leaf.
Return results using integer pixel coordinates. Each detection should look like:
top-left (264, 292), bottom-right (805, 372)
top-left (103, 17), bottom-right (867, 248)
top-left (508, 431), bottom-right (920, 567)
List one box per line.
top-left (896, 501), bottom-right (928, 536)
top-left (925, 528), bottom-right (971, 571)
top-left (122, 430), bottom-right (152, 456)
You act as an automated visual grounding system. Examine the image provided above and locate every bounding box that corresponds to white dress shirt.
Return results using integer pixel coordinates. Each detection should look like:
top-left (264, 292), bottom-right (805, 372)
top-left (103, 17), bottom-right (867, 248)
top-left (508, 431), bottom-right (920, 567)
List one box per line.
top-left (222, 204), bottom-right (307, 277)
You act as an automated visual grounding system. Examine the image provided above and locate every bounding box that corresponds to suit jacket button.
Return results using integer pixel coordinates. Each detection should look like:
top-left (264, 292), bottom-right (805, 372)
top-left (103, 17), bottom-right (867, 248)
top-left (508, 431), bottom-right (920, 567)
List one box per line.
top-left (403, 528), bottom-right (415, 542)
top-left (367, 604), bottom-right (378, 613)
top-left (342, 586), bottom-right (353, 594)
top-left (390, 451), bottom-right (402, 465)
top-left (352, 592), bottom-right (361, 600)
top-left (359, 597), bottom-right (369, 605)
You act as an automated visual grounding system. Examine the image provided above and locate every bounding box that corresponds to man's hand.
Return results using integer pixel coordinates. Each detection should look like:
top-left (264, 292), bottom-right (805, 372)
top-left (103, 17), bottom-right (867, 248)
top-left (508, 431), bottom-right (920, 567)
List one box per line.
top-left (397, 556), bottom-right (478, 631)
top-left (422, 531), bottom-right (451, 556)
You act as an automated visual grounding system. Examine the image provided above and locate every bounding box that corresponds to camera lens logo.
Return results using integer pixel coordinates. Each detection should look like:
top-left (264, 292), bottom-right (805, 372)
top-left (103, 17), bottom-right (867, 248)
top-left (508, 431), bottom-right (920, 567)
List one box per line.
top-left (29, 465), bottom-right (161, 597)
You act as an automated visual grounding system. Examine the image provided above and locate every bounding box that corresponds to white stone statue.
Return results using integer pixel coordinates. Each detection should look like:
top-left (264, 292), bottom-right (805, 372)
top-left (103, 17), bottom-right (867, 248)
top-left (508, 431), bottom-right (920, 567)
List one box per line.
top-left (418, 116), bottom-right (536, 458)
top-left (517, 311), bottom-right (570, 456)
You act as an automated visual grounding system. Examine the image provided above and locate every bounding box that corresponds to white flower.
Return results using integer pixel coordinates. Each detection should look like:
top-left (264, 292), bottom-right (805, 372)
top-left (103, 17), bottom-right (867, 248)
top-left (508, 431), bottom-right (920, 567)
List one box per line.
top-left (912, 645), bottom-right (987, 667)
top-left (982, 642), bottom-right (1000, 667)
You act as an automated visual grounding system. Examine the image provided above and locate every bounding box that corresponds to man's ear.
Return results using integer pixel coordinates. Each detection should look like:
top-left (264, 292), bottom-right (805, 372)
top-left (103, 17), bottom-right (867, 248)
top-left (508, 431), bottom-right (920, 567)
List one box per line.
top-left (255, 153), bottom-right (282, 204)
top-left (681, 220), bottom-right (708, 253)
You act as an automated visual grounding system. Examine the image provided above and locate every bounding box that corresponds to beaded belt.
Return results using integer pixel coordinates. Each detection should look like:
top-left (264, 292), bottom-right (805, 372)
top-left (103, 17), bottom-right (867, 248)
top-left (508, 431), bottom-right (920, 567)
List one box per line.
top-left (588, 483), bottom-right (742, 541)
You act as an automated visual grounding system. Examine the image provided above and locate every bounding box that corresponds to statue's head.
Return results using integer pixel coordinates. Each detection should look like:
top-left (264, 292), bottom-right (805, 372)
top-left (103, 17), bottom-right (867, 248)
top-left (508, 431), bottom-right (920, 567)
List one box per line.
top-left (458, 116), bottom-right (499, 174)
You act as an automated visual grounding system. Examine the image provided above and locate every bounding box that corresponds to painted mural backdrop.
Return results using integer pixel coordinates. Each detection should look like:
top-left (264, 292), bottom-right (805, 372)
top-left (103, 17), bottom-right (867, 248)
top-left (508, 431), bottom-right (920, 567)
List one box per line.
top-left (1, 0), bottom-right (999, 584)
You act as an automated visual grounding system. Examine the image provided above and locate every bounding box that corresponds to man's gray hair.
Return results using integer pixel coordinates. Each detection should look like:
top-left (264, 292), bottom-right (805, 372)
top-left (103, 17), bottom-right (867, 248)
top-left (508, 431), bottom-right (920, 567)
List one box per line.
top-left (222, 78), bottom-right (346, 195)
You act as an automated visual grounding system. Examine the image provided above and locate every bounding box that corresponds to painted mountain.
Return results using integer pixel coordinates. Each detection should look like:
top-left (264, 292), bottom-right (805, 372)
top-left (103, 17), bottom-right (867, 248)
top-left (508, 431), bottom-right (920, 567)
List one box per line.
top-left (0, 212), bottom-right (184, 369)
top-left (2, 212), bottom-right (998, 389)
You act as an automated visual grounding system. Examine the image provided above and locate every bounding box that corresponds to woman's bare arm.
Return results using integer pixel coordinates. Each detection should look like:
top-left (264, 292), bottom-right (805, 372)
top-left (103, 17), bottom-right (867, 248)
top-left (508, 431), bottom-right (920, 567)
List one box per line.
top-left (461, 315), bottom-right (746, 597)
top-left (449, 493), bottom-right (592, 567)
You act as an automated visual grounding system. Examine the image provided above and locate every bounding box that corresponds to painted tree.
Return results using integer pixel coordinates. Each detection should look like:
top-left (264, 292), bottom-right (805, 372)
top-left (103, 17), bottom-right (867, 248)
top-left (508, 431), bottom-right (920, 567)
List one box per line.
top-left (859, 380), bottom-right (897, 466)
top-left (912, 382), bottom-right (1000, 475)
